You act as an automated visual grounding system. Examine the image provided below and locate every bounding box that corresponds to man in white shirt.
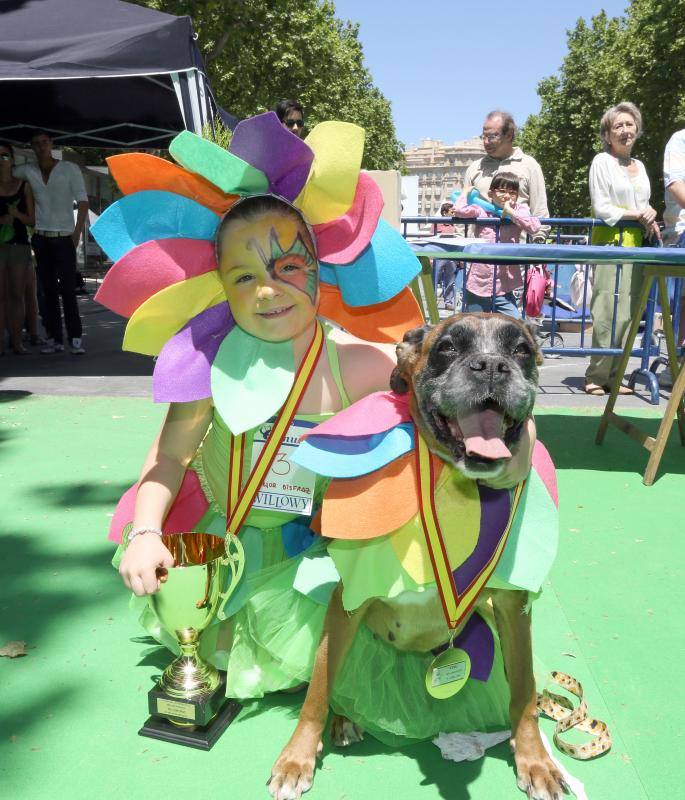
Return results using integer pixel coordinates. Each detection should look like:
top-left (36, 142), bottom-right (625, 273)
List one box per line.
top-left (18, 131), bottom-right (89, 354)
top-left (462, 110), bottom-right (550, 243)
top-left (660, 129), bottom-right (685, 387)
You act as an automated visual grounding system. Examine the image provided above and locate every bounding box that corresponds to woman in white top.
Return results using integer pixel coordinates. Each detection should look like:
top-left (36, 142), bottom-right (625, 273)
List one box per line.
top-left (585, 101), bottom-right (660, 395)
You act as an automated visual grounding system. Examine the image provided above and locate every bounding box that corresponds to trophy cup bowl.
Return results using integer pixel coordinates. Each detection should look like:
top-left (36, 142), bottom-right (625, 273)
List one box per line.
top-left (140, 531), bottom-right (245, 749)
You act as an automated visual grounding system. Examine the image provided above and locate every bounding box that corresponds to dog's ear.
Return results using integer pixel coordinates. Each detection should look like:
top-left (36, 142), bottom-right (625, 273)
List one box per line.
top-left (521, 321), bottom-right (543, 366)
top-left (390, 324), bottom-right (431, 394)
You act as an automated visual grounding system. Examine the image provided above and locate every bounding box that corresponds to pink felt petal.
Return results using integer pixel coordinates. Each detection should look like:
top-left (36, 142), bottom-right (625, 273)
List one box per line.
top-left (532, 440), bottom-right (558, 508)
top-left (95, 239), bottom-right (217, 318)
top-left (153, 303), bottom-right (233, 403)
top-left (313, 173), bottom-right (384, 264)
top-left (108, 471), bottom-right (209, 543)
top-left (301, 391), bottom-right (411, 441)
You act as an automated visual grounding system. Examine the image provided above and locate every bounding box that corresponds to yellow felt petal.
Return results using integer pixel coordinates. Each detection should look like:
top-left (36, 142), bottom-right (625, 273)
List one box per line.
top-left (390, 467), bottom-right (481, 584)
top-left (123, 272), bottom-right (224, 356)
top-left (294, 122), bottom-right (364, 225)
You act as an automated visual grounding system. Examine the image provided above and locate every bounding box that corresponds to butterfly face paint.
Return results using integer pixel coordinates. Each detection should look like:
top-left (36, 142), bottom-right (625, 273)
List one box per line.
top-left (218, 212), bottom-right (320, 342)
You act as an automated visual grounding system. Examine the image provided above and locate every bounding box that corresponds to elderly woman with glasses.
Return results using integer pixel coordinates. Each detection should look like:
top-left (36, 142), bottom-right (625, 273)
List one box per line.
top-left (584, 101), bottom-right (661, 395)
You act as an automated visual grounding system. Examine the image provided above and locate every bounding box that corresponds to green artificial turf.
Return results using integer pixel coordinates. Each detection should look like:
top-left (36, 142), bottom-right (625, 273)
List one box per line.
top-left (1, 394), bottom-right (682, 799)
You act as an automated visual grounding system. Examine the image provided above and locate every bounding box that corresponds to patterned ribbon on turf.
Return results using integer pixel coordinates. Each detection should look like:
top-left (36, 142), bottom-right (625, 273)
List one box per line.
top-left (226, 322), bottom-right (324, 536)
top-left (415, 432), bottom-right (525, 629)
top-left (537, 671), bottom-right (612, 759)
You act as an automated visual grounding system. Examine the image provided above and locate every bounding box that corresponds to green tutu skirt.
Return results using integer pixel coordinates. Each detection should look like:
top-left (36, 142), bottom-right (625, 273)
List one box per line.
top-left (330, 612), bottom-right (511, 748)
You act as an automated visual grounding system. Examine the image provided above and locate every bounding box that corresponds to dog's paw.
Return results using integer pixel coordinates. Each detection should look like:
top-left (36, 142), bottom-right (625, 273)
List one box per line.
top-left (330, 715), bottom-right (364, 747)
top-left (268, 737), bottom-right (323, 800)
top-left (515, 750), bottom-right (568, 800)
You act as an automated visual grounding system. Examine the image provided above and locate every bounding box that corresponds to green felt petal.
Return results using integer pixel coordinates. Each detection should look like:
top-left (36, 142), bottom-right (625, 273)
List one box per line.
top-left (329, 533), bottom-right (425, 612)
top-left (169, 131), bottom-right (269, 196)
top-left (293, 550), bottom-right (340, 605)
top-left (491, 469), bottom-right (559, 592)
top-left (210, 325), bottom-right (295, 435)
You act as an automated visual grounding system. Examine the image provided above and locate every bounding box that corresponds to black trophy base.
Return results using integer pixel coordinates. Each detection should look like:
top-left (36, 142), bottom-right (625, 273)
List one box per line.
top-left (139, 698), bottom-right (242, 750)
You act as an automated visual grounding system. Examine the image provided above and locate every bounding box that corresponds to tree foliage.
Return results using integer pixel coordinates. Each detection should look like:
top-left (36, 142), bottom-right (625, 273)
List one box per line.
top-left (134, 0), bottom-right (404, 170)
top-left (518, 0), bottom-right (685, 216)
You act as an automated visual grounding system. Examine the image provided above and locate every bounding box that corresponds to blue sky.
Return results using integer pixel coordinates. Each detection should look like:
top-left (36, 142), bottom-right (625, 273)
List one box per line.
top-left (332, 1), bottom-right (630, 147)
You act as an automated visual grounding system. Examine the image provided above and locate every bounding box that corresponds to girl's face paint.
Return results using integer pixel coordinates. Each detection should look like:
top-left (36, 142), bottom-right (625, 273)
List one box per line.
top-left (218, 212), bottom-right (319, 342)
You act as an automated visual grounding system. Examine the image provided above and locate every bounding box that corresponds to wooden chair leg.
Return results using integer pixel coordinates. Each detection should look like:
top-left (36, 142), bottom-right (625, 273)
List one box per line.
top-left (643, 354), bottom-right (685, 485)
top-left (656, 276), bottom-right (685, 445)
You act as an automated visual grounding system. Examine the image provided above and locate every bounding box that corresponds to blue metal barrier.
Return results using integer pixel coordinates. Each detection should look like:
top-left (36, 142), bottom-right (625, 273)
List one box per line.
top-left (402, 215), bottom-right (685, 404)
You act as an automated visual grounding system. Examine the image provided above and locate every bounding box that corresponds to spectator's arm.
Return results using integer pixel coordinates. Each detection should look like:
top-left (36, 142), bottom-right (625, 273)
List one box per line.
top-left (509, 204), bottom-right (541, 235)
top-left (452, 192), bottom-right (483, 219)
top-left (68, 163), bottom-right (89, 244)
top-left (527, 159), bottom-right (549, 241)
top-left (9, 181), bottom-right (35, 227)
top-left (589, 155), bottom-right (628, 227)
top-left (667, 180), bottom-right (685, 210)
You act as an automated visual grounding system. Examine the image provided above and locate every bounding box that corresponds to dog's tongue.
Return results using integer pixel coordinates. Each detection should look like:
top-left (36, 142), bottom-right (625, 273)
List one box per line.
top-left (450, 409), bottom-right (512, 460)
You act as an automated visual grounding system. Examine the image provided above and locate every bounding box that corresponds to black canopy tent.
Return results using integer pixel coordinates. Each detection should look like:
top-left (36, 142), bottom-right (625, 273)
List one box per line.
top-left (0, 0), bottom-right (235, 148)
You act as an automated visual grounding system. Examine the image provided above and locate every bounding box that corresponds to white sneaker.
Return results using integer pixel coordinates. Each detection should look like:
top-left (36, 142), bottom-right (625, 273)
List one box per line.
top-left (41, 339), bottom-right (65, 354)
top-left (70, 337), bottom-right (85, 355)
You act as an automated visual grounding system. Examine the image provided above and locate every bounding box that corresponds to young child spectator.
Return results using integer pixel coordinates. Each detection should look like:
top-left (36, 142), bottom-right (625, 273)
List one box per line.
top-left (453, 171), bottom-right (540, 318)
top-left (434, 201), bottom-right (458, 310)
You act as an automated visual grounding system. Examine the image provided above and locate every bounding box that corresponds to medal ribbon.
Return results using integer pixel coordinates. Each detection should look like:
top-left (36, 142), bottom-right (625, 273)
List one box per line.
top-left (226, 322), bottom-right (324, 535)
top-left (415, 429), bottom-right (525, 629)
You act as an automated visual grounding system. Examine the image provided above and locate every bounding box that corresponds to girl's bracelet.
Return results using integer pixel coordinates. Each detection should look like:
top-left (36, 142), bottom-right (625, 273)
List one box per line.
top-left (127, 526), bottom-right (163, 543)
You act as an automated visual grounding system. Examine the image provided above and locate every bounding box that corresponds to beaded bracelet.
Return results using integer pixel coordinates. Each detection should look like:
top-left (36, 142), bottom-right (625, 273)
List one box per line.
top-left (127, 526), bottom-right (163, 543)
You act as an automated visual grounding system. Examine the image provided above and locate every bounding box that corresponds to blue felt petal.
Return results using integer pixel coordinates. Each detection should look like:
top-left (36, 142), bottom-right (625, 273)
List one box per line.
top-left (91, 191), bottom-right (220, 263)
top-left (318, 263), bottom-right (338, 286)
top-left (322, 220), bottom-right (420, 307)
top-left (292, 424), bottom-right (414, 477)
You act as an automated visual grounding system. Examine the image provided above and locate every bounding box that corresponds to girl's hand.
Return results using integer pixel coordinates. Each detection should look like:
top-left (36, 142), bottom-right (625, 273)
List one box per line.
top-left (119, 533), bottom-right (175, 596)
top-left (502, 200), bottom-right (515, 218)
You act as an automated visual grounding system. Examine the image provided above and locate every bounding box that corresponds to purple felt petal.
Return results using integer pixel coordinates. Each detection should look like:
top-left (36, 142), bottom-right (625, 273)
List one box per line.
top-left (153, 303), bottom-right (234, 402)
top-left (229, 112), bottom-right (314, 201)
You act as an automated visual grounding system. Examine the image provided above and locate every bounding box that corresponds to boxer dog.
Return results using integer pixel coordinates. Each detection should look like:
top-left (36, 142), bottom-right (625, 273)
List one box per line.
top-left (269, 314), bottom-right (566, 800)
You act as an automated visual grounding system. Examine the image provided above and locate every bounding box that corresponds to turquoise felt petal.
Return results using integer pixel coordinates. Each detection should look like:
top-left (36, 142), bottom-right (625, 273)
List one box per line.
top-left (292, 425), bottom-right (414, 478)
top-left (91, 191), bottom-right (219, 263)
top-left (491, 469), bottom-right (559, 593)
top-left (170, 130), bottom-right (269, 196)
top-left (318, 263), bottom-right (337, 286)
top-left (210, 325), bottom-right (295, 435)
top-left (322, 220), bottom-right (421, 307)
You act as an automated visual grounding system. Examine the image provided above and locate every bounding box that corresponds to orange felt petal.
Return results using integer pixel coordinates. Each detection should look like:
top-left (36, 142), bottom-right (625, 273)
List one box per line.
top-left (322, 452), bottom-right (443, 540)
top-left (318, 284), bottom-right (424, 343)
top-left (107, 153), bottom-right (239, 216)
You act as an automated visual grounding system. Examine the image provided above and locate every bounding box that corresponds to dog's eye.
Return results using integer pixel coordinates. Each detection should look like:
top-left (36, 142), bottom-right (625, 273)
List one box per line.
top-left (513, 342), bottom-right (530, 357)
top-left (437, 339), bottom-right (456, 354)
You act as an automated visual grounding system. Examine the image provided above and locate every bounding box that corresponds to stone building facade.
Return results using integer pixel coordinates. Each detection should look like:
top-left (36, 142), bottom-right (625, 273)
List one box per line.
top-left (404, 137), bottom-right (485, 216)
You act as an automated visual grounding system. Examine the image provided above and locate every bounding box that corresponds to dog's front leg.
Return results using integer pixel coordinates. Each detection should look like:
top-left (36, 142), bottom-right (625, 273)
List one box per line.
top-left (269, 583), bottom-right (364, 800)
top-left (491, 589), bottom-right (567, 800)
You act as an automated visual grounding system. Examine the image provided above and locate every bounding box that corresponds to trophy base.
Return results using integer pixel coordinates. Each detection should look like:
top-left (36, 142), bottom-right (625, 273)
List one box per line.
top-left (140, 672), bottom-right (241, 750)
top-left (139, 698), bottom-right (242, 751)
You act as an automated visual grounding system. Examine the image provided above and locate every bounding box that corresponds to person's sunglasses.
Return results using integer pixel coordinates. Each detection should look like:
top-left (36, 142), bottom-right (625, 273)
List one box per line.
top-left (285, 118), bottom-right (304, 129)
top-left (0, 153), bottom-right (11, 161)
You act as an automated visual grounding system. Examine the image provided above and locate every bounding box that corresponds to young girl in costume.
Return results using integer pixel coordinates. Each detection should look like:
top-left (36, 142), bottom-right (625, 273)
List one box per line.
top-left (454, 172), bottom-right (541, 318)
top-left (92, 112), bottom-right (433, 699)
top-left (94, 113), bottom-right (537, 705)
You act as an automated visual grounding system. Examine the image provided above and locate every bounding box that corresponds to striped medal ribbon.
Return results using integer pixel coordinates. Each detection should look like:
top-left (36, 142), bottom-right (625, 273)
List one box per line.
top-left (415, 429), bottom-right (525, 630)
top-left (226, 321), bottom-right (324, 536)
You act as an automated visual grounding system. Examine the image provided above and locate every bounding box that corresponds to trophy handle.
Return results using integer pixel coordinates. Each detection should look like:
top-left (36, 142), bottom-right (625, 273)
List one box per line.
top-left (216, 533), bottom-right (246, 621)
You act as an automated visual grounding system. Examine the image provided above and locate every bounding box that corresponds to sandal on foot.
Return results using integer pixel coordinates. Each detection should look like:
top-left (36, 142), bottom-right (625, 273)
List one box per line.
top-left (584, 383), bottom-right (605, 396)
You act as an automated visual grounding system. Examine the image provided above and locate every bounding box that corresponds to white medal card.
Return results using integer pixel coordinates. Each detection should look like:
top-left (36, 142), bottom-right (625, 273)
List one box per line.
top-left (250, 420), bottom-right (317, 516)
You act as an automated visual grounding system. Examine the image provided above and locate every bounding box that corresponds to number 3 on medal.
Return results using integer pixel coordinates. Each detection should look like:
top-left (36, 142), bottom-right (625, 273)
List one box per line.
top-left (271, 451), bottom-right (291, 476)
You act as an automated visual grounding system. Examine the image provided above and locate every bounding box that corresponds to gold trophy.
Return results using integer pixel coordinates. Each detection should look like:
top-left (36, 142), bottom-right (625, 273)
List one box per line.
top-left (139, 531), bottom-right (245, 749)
